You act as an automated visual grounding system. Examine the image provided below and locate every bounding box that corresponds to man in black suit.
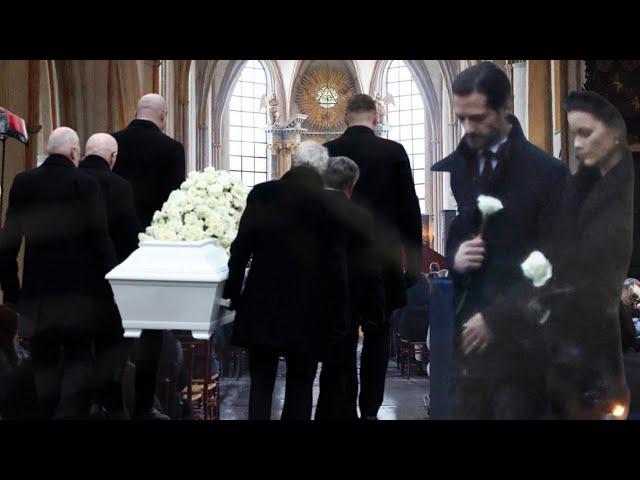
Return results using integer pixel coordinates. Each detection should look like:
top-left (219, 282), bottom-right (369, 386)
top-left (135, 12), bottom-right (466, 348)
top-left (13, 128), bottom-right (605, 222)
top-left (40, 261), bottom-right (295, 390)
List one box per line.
top-left (431, 62), bottom-right (569, 419)
top-left (0, 127), bottom-right (117, 419)
top-left (324, 94), bottom-right (423, 420)
top-left (112, 94), bottom-right (185, 420)
top-left (79, 133), bottom-right (140, 418)
top-left (223, 141), bottom-right (347, 420)
top-left (314, 156), bottom-right (384, 420)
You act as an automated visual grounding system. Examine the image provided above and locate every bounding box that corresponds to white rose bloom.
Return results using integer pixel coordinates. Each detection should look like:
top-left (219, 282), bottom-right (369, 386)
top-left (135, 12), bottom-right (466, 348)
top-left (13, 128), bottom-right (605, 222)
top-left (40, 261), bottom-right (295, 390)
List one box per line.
top-left (170, 189), bottom-right (187, 201)
top-left (477, 195), bottom-right (504, 218)
top-left (207, 183), bottom-right (224, 196)
top-left (521, 250), bottom-right (553, 287)
top-left (184, 212), bottom-right (200, 226)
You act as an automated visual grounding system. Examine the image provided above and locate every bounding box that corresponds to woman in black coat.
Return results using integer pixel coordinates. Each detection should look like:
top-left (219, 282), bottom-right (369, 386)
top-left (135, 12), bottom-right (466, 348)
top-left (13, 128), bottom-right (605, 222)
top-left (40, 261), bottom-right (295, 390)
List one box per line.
top-left (543, 91), bottom-right (634, 419)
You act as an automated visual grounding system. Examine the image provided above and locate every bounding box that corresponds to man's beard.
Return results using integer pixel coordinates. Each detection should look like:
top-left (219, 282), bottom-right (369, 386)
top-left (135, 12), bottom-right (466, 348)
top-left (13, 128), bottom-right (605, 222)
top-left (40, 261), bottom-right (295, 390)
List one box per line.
top-left (463, 126), bottom-right (503, 151)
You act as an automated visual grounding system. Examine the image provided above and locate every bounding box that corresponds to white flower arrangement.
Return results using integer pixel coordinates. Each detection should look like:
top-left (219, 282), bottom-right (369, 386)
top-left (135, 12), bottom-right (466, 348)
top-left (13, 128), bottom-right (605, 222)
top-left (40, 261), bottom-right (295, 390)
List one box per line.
top-left (138, 166), bottom-right (250, 254)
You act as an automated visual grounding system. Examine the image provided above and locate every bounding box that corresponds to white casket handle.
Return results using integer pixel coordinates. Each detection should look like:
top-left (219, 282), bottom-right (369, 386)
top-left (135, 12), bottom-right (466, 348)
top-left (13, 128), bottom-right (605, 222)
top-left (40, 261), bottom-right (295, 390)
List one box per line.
top-left (219, 298), bottom-right (231, 308)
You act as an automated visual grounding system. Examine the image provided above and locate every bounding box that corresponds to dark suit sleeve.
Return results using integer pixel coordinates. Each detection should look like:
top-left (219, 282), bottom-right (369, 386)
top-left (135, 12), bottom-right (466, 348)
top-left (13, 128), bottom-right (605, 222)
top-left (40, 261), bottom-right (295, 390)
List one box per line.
top-left (223, 188), bottom-right (257, 306)
top-left (166, 141), bottom-right (186, 195)
top-left (0, 177), bottom-right (24, 305)
top-left (111, 180), bottom-right (142, 262)
top-left (393, 144), bottom-right (424, 286)
top-left (353, 213), bottom-right (386, 328)
top-left (620, 303), bottom-right (637, 352)
top-left (84, 181), bottom-right (118, 276)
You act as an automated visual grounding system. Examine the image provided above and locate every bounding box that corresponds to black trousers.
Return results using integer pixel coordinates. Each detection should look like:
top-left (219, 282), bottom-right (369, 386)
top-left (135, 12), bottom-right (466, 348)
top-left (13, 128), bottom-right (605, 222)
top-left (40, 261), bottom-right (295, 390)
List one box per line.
top-left (452, 373), bottom-right (549, 420)
top-left (29, 331), bottom-right (94, 419)
top-left (248, 346), bottom-right (318, 420)
top-left (133, 329), bottom-right (163, 415)
top-left (93, 329), bottom-right (130, 415)
top-left (316, 329), bottom-right (359, 420)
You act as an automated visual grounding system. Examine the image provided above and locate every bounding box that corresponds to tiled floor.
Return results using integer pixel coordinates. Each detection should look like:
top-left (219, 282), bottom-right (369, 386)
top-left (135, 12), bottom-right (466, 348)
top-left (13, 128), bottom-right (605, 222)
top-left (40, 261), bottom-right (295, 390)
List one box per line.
top-left (218, 344), bottom-right (430, 420)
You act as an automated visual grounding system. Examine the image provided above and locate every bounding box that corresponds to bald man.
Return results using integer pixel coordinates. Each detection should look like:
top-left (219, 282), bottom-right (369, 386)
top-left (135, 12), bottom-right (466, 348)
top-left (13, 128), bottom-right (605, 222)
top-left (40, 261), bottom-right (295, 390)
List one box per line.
top-left (79, 133), bottom-right (140, 418)
top-left (112, 94), bottom-right (185, 420)
top-left (0, 127), bottom-right (117, 419)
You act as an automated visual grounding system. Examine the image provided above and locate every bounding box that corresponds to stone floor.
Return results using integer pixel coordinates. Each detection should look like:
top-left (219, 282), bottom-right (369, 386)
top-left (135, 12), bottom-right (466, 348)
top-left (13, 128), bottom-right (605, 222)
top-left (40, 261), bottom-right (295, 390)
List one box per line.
top-left (218, 340), bottom-right (430, 420)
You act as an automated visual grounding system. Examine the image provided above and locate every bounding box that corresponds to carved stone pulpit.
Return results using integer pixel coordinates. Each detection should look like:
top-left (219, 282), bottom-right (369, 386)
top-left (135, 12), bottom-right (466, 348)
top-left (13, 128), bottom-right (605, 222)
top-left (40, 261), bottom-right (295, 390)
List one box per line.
top-left (266, 114), bottom-right (308, 178)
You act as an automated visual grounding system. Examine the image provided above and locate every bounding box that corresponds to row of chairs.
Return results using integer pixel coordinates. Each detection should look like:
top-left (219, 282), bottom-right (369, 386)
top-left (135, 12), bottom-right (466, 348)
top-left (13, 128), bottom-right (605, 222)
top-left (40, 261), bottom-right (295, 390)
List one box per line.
top-left (395, 332), bottom-right (429, 379)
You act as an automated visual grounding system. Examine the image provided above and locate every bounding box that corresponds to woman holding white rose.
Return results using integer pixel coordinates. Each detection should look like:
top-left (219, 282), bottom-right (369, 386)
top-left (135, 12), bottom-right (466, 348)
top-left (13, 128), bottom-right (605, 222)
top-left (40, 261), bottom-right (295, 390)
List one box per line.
top-left (542, 91), bottom-right (634, 420)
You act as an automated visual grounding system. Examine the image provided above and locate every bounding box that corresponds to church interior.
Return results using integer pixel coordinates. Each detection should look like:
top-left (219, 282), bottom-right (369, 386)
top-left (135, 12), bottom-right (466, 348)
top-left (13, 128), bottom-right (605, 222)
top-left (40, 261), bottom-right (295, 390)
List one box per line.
top-left (1, 59), bottom-right (639, 420)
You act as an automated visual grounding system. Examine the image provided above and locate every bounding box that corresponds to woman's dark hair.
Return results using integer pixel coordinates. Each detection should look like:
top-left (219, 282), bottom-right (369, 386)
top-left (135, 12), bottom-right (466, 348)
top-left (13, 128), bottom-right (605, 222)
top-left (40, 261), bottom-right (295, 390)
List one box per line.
top-left (452, 62), bottom-right (512, 111)
top-left (563, 90), bottom-right (628, 142)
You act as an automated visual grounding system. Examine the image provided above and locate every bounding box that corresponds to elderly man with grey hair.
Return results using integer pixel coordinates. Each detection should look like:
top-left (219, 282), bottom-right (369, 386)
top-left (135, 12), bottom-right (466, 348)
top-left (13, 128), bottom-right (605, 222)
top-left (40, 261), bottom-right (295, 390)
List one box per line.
top-left (223, 141), bottom-right (348, 420)
top-left (315, 156), bottom-right (384, 420)
top-left (0, 127), bottom-right (117, 419)
top-left (293, 140), bottom-right (329, 173)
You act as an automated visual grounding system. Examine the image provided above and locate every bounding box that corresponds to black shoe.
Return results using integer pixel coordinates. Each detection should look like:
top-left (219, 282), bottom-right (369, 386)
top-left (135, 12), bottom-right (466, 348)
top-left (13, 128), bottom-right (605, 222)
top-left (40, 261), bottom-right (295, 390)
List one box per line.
top-left (134, 407), bottom-right (171, 420)
top-left (360, 414), bottom-right (379, 421)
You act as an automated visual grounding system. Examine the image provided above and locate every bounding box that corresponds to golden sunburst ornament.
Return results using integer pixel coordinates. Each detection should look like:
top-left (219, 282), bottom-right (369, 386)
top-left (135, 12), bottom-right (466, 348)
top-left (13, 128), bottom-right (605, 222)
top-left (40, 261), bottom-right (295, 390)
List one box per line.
top-left (297, 67), bottom-right (354, 129)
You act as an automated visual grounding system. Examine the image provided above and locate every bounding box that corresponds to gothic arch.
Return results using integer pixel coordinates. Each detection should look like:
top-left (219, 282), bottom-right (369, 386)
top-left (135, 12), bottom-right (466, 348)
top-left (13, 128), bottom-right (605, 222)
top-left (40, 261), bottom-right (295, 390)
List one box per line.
top-left (211, 60), bottom-right (285, 169)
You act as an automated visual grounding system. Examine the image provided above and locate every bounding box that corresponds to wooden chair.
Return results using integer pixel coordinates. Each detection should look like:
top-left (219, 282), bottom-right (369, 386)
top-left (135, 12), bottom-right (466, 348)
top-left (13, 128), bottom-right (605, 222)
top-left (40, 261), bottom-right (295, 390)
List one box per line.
top-left (179, 338), bottom-right (220, 420)
top-left (396, 335), bottom-right (429, 380)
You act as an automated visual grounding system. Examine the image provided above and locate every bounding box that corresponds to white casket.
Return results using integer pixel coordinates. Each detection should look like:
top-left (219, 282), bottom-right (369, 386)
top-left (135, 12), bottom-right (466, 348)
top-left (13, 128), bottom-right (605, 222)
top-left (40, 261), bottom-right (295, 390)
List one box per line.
top-left (105, 239), bottom-right (234, 340)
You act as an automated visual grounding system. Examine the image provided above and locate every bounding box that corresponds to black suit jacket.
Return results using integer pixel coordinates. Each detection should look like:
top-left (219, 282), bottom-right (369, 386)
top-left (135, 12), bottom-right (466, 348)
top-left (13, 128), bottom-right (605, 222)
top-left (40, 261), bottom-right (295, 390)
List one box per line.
top-left (223, 167), bottom-right (348, 359)
top-left (79, 155), bottom-right (140, 335)
top-left (79, 156), bottom-right (140, 263)
top-left (322, 189), bottom-right (385, 331)
top-left (324, 126), bottom-right (423, 313)
top-left (0, 155), bottom-right (117, 338)
top-left (112, 119), bottom-right (186, 229)
top-left (432, 116), bottom-right (569, 376)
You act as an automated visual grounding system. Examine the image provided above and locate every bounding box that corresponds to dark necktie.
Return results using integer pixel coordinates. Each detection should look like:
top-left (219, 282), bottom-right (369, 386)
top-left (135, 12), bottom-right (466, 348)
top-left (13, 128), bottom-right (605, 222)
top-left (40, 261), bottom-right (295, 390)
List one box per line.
top-left (479, 149), bottom-right (496, 189)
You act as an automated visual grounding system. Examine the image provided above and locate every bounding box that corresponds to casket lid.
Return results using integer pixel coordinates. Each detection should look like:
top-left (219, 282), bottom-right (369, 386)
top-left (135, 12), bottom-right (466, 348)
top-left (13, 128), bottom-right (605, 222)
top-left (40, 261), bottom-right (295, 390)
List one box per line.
top-left (106, 239), bottom-right (229, 283)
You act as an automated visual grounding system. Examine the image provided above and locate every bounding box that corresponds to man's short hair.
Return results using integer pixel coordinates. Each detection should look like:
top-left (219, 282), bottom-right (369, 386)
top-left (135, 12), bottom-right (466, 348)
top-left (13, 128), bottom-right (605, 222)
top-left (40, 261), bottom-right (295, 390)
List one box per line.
top-left (623, 278), bottom-right (639, 289)
top-left (293, 141), bottom-right (329, 173)
top-left (324, 156), bottom-right (360, 192)
top-left (346, 94), bottom-right (377, 115)
top-left (452, 62), bottom-right (512, 111)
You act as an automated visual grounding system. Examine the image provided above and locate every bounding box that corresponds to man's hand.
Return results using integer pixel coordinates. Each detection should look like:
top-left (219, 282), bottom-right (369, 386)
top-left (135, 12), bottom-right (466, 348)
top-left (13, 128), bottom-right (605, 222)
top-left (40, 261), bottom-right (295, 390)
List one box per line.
top-left (453, 236), bottom-right (486, 274)
top-left (462, 312), bottom-right (493, 355)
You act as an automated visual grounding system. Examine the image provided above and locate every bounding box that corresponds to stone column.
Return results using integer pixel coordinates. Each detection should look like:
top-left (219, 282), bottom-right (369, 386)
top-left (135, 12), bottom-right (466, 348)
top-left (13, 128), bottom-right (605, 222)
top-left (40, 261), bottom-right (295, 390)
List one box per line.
top-left (527, 60), bottom-right (553, 153)
top-left (511, 60), bottom-right (528, 134)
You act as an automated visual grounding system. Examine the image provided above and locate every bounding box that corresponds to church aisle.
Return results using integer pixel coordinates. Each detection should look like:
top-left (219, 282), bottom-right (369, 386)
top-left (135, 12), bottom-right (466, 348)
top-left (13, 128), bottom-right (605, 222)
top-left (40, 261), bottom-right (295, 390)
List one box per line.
top-left (218, 344), bottom-right (429, 420)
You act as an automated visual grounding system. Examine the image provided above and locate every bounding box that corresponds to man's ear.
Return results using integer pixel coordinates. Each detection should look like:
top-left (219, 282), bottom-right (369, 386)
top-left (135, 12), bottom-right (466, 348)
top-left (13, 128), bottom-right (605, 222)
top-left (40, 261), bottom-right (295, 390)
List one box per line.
top-left (504, 96), bottom-right (514, 115)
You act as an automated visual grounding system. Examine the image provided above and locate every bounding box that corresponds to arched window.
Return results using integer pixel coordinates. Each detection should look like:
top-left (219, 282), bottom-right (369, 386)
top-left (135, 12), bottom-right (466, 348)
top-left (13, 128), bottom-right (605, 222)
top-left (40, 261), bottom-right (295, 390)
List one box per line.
top-left (385, 60), bottom-right (426, 214)
top-left (227, 60), bottom-right (269, 187)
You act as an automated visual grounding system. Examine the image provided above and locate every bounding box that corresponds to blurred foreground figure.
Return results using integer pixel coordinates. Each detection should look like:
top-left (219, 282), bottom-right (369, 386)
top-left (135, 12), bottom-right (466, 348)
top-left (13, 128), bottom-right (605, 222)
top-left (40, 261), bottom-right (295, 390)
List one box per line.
top-left (0, 127), bottom-right (117, 419)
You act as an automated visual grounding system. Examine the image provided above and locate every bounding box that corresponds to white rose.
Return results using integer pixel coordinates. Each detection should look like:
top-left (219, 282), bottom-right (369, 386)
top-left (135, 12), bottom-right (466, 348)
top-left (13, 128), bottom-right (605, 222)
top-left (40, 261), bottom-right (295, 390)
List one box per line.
top-left (155, 225), bottom-right (180, 241)
top-left (477, 195), bottom-right (504, 218)
top-left (184, 212), bottom-right (200, 226)
top-left (521, 251), bottom-right (553, 288)
top-left (207, 183), bottom-right (224, 196)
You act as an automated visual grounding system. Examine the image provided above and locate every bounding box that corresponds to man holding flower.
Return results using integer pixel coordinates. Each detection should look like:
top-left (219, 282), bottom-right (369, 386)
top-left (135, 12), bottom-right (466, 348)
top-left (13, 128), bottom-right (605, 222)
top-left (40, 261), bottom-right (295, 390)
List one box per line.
top-left (431, 62), bottom-right (569, 419)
